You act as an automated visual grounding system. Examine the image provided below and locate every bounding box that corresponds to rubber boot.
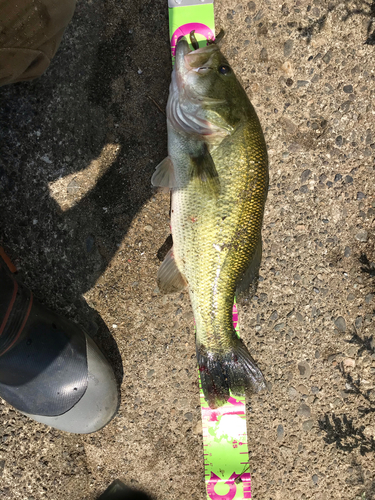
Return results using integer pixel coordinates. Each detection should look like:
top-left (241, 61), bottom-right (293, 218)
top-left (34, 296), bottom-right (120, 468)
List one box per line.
top-left (0, 249), bottom-right (118, 433)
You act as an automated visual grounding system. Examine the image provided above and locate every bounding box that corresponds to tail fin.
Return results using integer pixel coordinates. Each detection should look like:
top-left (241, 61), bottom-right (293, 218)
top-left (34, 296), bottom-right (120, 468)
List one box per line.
top-left (197, 337), bottom-right (266, 408)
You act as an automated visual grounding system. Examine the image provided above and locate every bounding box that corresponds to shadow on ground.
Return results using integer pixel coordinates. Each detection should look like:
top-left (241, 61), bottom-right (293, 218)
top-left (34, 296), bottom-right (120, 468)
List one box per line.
top-left (0, 0), bottom-right (170, 373)
top-left (98, 479), bottom-right (154, 500)
top-left (318, 253), bottom-right (375, 497)
top-left (292, 0), bottom-right (375, 44)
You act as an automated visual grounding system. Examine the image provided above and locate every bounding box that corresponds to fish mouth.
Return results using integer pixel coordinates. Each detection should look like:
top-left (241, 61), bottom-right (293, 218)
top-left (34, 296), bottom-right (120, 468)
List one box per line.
top-left (175, 38), bottom-right (191, 74)
top-left (175, 38), bottom-right (192, 90)
top-left (175, 38), bottom-right (218, 91)
top-left (174, 29), bottom-right (225, 90)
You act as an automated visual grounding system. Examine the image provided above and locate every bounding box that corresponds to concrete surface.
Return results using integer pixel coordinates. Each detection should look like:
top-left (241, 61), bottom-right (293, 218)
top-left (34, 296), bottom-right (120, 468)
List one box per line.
top-left (0, 0), bottom-right (375, 498)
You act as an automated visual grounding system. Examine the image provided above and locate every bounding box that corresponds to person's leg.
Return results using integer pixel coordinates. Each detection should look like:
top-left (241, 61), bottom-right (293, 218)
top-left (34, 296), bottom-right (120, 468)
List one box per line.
top-left (0, 0), bottom-right (76, 85)
top-left (0, 1), bottom-right (119, 433)
top-left (0, 250), bottom-right (118, 433)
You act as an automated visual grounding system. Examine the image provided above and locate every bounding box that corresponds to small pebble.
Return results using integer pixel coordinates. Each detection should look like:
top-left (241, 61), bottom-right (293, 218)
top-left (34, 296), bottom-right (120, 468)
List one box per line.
top-left (279, 445), bottom-right (292, 457)
top-left (297, 80), bottom-right (309, 87)
top-left (312, 7), bottom-right (320, 16)
top-left (298, 361), bottom-right (311, 379)
top-left (147, 369), bottom-right (155, 378)
top-left (297, 384), bottom-right (309, 395)
top-left (301, 169), bottom-right (311, 182)
top-left (311, 386), bottom-right (319, 394)
top-left (302, 419), bottom-right (314, 432)
top-left (343, 358), bottom-right (355, 368)
top-left (322, 51), bottom-right (332, 64)
top-left (184, 412), bottom-right (193, 422)
top-left (334, 173), bottom-right (342, 182)
top-left (312, 474), bottom-right (319, 485)
top-left (277, 424), bottom-right (284, 440)
top-left (343, 84), bottom-right (353, 93)
top-left (341, 101), bottom-right (351, 112)
top-left (344, 246), bottom-right (351, 257)
top-left (365, 293), bottom-right (374, 303)
top-left (332, 397), bottom-right (343, 408)
top-left (259, 47), bottom-right (268, 61)
top-left (67, 178), bottom-right (80, 194)
top-left (144, 225), bottom-right (153, 232)
top-left (284, 39), bottom-right (293, 57)
top-left (269, 310), bottom-right (278, 321)
top-left (274, 322), bottom-right (285, 331)
top-left (281, 3), bottom-right (289, 15)
top-left (194, 421), bottom-right (202, 434)
top-left (295, 312), bottom-right (304, 322)
top-left (355, 230), bottom-right (368, 242)
top-left (357, 192), bottom-right (365, 200)
top-left (41, 155), bottom-right (52, 164)
top-left (288, 387), bottom-right (298, 399)
top-left (248, 1), bottom-right (256, 11)
top-left (344, 175), bottom-right (353, 184)
top-left (334, 316), bottom-right (346, 332)
top-left (297, 403), bottom-right (311, 417)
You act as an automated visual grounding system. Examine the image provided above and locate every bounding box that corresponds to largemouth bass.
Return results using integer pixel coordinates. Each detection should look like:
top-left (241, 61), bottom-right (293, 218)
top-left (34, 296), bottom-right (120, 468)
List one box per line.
top-left (152, 33), bottom-right (269, 408)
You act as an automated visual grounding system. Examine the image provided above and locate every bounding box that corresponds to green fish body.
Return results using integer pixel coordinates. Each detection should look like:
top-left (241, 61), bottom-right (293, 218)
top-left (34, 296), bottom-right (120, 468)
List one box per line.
top-left (152, 37), bottom-right (269, 408)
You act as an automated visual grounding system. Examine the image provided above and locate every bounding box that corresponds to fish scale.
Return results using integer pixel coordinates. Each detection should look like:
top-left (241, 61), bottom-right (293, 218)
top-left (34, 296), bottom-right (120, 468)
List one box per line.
top-left (171, 122), bottom-right (268, 353)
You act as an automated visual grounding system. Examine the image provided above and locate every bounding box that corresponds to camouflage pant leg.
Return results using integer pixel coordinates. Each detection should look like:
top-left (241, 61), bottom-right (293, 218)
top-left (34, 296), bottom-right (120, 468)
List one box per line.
top-left (0, 0), bottom-right (76, 86)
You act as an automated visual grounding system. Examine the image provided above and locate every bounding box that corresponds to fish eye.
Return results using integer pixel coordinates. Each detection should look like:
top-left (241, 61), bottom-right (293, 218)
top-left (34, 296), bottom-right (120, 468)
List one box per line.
top-left (218, 65), bottom-right (231, 75)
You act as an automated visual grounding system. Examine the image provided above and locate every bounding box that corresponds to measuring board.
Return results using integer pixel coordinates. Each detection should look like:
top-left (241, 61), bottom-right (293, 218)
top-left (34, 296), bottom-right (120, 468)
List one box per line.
top-left (168, 0), bottom-right (215, 64)
top-left (199, 302), bottom-right (252, 500)
top-left (167, 3), bottom-right (252, 498)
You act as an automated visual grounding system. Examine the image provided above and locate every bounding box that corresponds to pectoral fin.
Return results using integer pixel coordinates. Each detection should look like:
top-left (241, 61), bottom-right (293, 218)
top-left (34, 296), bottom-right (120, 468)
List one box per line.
top-left (236, 238), bottom-right (262, 302)
top-left (157, 248), bottom-right (187, 294)
top-left (189, 143), bottom-right (220, 197)
top-left (151, 156), bottom-right (176, 188)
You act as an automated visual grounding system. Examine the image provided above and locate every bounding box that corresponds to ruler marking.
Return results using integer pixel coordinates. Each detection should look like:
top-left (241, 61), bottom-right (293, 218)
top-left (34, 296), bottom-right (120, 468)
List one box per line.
top-left (198, 301), bottom-right (252, 499)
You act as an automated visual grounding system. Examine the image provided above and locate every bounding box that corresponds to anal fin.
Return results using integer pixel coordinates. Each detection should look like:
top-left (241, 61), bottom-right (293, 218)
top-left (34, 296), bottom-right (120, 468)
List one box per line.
top-left (157, 248), bottom-right (187, 294)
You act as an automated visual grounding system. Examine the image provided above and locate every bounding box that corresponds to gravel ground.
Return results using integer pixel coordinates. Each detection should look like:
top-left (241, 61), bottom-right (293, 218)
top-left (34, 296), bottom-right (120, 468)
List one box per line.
top-left (0, 0), bottom-right (374, 499)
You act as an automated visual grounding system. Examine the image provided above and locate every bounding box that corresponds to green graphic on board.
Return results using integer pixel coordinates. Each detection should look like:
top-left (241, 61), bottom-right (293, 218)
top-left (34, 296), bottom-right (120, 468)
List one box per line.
top-left (199, 302), bottom-right (252, 499)
top-left (169, 3), bottom-right (215, 63)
